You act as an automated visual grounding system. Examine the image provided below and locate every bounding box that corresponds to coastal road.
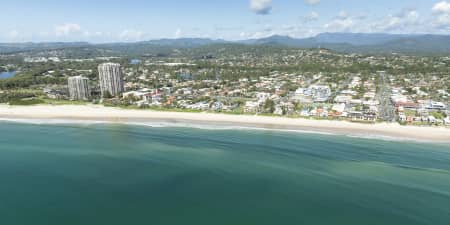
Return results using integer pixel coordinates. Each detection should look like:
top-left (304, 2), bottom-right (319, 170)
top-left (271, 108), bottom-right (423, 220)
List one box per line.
top-left (377, 71), bottom-right (396, 122)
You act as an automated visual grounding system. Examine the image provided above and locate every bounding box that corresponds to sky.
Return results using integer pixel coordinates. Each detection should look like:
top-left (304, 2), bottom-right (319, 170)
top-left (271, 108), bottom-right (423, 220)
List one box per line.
top-left (1, 0), bottom-right (450, 43)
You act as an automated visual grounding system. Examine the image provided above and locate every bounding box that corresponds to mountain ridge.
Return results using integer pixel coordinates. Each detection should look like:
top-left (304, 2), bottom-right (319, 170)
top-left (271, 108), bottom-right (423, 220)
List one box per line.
top-left (2, 33), bottom-right (450, 55)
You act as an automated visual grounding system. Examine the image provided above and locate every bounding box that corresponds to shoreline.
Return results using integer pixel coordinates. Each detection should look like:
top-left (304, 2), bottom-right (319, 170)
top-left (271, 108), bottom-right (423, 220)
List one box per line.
top-left (0, 104), bottom-right (449, 143)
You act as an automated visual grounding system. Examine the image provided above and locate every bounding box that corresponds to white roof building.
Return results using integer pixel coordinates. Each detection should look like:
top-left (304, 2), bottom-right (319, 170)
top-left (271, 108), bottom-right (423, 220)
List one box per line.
top-left (332, 103), bottom-right (346, 113)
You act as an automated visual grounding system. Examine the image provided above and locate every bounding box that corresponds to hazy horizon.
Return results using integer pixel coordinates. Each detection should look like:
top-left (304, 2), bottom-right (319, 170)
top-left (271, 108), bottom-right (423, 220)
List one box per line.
top-left (0, 32), bottom-right (446, 45)
top-left (1, 0), bottom-right (450, 43)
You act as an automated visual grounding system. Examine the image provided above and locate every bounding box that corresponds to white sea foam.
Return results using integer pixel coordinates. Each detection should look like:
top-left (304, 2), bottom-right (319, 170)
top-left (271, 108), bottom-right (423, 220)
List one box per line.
top-left (0, 118), bottom-right (108, 125)
top-left (0, 117), bottom-right (334, 135)
top-left (106, 121), bottom-right (427, 143)
top-left (0, 117), bottom-right (446, 144)
top-left (123, 121), bottom-right (336, 135)
top-left (344, 133), bottom-right (432, 143)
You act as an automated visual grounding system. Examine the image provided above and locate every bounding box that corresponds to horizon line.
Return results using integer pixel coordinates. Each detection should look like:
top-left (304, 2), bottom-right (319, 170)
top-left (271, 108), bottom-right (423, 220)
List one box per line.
top-left (1, 32), bottom-right (450, 45)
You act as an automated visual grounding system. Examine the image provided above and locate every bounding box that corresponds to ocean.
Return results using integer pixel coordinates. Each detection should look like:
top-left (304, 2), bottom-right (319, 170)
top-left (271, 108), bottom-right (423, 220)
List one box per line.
top-left (0, 121), bottom-right (449, 225)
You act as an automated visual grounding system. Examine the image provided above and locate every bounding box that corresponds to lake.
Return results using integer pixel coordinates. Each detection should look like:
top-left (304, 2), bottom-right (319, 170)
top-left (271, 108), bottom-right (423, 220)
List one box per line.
top-left (0, 71), bottom-right (16, 79)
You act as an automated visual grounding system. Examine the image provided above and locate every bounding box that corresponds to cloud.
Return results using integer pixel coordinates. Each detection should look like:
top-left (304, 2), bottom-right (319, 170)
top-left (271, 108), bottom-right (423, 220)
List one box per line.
top-left (430, 1), bottom-right (450, 31)
top-left (119, 29), bottom-right (144, 41)
top-left (174, 28), bottom-right (182, 38)
top-left (323, 11), bottom-right (356, 32)
top-left (304, 0), bottom-right (320, 5)
top-left (240, 31), bottom-right (275, 39)
top-left (55, 23), bottom-right (82, 36)
top-left (433, 1), bottom-right (450, 14)
top-left (302, 11), bottom-right (320, 23)
top-left (239, 22), bottom-right (320, 40)
top-left (250, 0), bottom-right (272, 15)
top-left (324, 19), bottom-right (354, 32)
top-left (337, 10), bottom-right (350, 19)
top-left (432, 13), bottom-right (450, 30)
top-left (320, 9), bottom-right (423, 34)
top-left (298, 11), bottom-right (320, 24)
top-left (214, 25), bottom-right (244, 32)
top-left (370, 9), bottom-right (420, 33)
top-left (8, 30), bottom-right (20, 39)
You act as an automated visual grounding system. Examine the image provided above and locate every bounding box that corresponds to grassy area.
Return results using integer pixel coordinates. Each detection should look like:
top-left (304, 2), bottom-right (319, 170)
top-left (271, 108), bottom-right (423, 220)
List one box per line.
top-left (40, 98), bottom-right (89, 105)
top-left (431, 111), bottom-right (447, 120)
top-left (9, 99), bottom-right (45, 106)
top-left (403, 110), bottom-right (417, 117)
top-left (349, 120), bottom-right (377, 124)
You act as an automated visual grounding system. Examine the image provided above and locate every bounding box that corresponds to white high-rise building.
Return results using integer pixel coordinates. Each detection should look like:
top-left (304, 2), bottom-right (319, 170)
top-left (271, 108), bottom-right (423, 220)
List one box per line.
top-left (98, 63), bottom-right (124, 97)
top-left (68, 76), bottom-right (90, 101)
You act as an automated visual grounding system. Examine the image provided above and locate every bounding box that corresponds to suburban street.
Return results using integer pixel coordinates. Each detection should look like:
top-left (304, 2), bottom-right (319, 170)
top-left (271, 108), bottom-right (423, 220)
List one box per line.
top-left (378, 71), bottom-right (396, 122)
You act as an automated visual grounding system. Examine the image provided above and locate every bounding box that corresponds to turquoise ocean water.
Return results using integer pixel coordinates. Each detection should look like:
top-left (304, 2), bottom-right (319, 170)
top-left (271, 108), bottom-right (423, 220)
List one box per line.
top-left (0, 121), bottom-right (449, 225)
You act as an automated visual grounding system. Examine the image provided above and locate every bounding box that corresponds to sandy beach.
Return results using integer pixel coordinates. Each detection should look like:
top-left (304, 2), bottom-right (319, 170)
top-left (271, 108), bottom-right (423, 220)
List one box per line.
top-left (0, 104), bottom-right (449, 143)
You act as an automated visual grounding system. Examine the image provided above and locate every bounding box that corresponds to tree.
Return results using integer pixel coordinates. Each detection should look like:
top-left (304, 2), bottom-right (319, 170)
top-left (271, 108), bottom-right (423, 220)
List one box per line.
top-left (103, 91), bottom-right (112, 99)
top-left (294, 102), bottom-right (303, 111)
top-left (264, 99), bottom-right (275, 114)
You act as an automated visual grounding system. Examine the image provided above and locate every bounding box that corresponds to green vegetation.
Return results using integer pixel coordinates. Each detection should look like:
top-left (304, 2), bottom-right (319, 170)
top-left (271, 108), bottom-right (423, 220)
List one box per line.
top-left (0, 89), bottom-right (86, 106)
top-left (41, 98), bottom-right (88, 105)
top-left (431, 111), bottom-right (446, 120)
top-left (8, 98), bottom-right (45, 105)
top-left (0, 89), bottom-right (42, 104)
top-left (263, 99), bottom-right (275, 114)
top-left (403, 110), bottom-right (417, 117)
top-left (0, 42), bottom-right (448, 128)
top-left (0, 73), bottom-right (66, 89)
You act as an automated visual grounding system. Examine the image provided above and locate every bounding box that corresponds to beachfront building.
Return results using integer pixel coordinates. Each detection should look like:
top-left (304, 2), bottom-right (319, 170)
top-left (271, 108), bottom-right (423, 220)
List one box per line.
top-left (68, 76), bottom-right (90, 101)
top-left (244, 101), bottom-right (259, 113)
top-left (309, 85), bottom-right (331, 102)
top-left (294, 85), bottom-right (331, 103)
top-left (98, 63), bottom-right (124, 97)
top-left (426, 101), bottom-right (446, 110)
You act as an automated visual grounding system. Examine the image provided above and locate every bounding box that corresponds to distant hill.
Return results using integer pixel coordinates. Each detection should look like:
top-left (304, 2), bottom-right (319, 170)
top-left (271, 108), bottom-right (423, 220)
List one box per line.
top-left (2, 33), bottom-right (450, 55)
top-left (368, 35), bottom-right (450, 54)
top-left (0, 42), bottom-right (90, 54)
top-left (313, 33), bottom-right (416, 46)
top-left (139, 38), bottom-right (228, 48)
top-left (238, 33), bottom-right (450, 54)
